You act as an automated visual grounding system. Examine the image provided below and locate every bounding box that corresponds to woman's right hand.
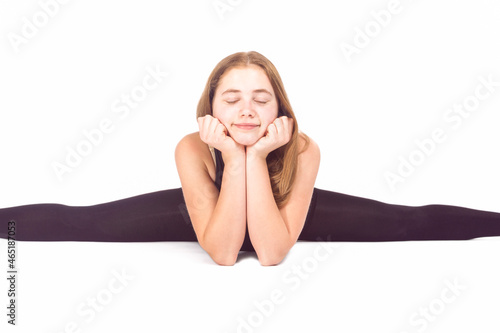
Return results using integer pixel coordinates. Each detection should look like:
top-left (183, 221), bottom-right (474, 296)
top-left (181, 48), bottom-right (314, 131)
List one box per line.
top-left (197, 115), bottom-right (245, 160)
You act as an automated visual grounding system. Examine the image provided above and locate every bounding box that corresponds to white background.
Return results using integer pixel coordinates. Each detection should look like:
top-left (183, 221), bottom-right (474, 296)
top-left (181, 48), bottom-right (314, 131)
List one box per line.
top-left (1, 0), bottom-right (499, 332)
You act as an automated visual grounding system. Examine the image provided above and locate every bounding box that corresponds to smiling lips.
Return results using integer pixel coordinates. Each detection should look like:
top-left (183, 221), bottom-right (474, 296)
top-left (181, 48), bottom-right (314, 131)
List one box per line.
top-left (234, 123), bottom-right (259, 130)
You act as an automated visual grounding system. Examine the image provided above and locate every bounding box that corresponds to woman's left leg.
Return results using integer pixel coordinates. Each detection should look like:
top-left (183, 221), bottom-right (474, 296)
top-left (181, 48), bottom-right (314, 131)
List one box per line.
top-left (298, 188), bottom-right (500, 242)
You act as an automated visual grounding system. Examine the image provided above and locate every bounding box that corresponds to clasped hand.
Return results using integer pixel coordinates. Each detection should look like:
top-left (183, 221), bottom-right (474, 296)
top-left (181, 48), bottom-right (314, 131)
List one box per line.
top-left (246, 116), bottom-right (293, 159)
top-left (197, 115), bottom-right (293, 159)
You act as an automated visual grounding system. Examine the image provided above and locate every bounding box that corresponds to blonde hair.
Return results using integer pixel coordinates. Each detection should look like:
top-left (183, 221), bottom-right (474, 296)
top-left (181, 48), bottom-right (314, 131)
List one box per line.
top-left (196, 51), bottom-right (310, 208)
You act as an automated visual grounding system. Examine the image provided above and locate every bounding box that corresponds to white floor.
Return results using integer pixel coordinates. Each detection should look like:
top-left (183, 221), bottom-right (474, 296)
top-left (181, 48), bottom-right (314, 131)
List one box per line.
top-left (1, 238), bottom-right (499, 333)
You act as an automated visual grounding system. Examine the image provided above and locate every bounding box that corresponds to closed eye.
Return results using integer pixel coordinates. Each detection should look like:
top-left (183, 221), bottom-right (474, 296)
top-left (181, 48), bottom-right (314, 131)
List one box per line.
top-left (225, 99), bottom-right (269, 104)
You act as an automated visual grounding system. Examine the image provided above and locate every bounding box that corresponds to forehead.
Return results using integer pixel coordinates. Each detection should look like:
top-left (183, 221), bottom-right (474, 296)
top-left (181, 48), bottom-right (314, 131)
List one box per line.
top-left (217, 65), bottom-right (273, 93)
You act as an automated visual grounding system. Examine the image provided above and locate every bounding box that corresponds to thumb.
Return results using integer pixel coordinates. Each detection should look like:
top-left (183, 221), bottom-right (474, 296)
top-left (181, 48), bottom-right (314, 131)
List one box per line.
top-left (216, 123), bottom-right (227, 137)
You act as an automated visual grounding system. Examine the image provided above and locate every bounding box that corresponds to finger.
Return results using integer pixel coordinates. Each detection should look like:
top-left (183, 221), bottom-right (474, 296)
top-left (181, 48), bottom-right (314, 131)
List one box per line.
top-left (222, 123), bottom-right (229, 136)
top-left (217, 118), bottom-right (229, 135)
top-left (203, 117), bottom-right (212, 139)
top-left (204, 117), bottom-right (217, 141)
top-left (198, 117), bottom-right (207, 140)
top-left (272, 119), bottom-right (285, 140)
top-left (198, 116), bottom-right (207, 128)
top-left (281, 117), bottom-right (290, 138)
top-left (267, 122), bottom-right (278, 139)
top-left (274, 117), bottom-right (284, 133)
top-left (216, 123), bottom-right (227, 139)
top-left (207, 116), bottom-right (219, 138)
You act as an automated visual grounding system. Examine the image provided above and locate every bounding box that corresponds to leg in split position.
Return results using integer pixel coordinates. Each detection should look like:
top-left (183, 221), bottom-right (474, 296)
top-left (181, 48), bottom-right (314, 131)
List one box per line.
top-left (2, 187), bottom-right (500, 245)
top-left (298, 188), bottom-right (500, 242)
top-left (0, 188), bottom-right (197, 242)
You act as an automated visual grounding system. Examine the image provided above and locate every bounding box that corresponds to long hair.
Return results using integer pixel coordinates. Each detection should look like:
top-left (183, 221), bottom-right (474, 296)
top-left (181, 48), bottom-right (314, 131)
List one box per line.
top-left (196, 51), bottom-right (310, 208)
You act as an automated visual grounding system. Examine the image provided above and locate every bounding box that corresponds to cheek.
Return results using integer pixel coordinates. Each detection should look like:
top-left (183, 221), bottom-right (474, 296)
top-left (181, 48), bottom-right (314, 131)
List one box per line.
top-left (261, 105), bottom-right (279, 125)
top-left (213, 110), bottom-right (234, 131)
top-left (212, 104), bottom-right (228, 123)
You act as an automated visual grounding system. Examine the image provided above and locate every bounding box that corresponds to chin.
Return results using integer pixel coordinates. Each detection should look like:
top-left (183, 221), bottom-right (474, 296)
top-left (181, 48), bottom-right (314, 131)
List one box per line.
top-left (231, 133), bottom-right (261, 146)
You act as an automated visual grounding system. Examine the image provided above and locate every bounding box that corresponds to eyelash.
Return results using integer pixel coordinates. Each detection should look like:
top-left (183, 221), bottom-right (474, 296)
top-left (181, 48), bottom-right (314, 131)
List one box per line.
top-left (226, 100), bottom-right (268, 104)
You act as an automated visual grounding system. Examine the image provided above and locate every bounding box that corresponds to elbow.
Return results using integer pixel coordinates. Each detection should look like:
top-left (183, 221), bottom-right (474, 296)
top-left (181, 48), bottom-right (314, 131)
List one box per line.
top-left (259, 258), bottom-right (281, 266)
top-left (254, 240), bottom-right (292, 266)
top-left (256, 249), bottom-right (287, 266)
top-left (258, 255), bottom-right (284, 266)
top-left (212, 254), bottom-right (237, 266)
top-left (209, 250), bottom-right (239, 266)
top-left (200, 234), bottom-right (240, 266)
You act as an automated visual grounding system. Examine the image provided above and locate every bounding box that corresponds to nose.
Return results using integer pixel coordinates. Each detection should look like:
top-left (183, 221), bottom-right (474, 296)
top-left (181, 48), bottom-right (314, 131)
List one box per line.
top-left (239, 98), bottom-right (255, 118)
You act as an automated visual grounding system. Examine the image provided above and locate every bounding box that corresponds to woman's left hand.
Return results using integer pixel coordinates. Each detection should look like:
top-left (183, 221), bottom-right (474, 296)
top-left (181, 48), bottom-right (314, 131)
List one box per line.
top-left (246, 116), bottom-right (294, 159)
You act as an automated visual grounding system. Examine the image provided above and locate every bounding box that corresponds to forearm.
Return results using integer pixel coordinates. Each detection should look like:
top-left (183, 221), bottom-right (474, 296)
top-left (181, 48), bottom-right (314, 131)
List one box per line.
top-left (202, 152), bottom-right (246, 264)
top-left (246, 153), bottom-right (290, 265)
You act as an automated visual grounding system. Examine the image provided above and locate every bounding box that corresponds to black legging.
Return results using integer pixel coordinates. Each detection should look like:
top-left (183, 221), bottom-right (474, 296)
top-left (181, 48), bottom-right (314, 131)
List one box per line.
top-left (1, 188), bottom-right (500, 251)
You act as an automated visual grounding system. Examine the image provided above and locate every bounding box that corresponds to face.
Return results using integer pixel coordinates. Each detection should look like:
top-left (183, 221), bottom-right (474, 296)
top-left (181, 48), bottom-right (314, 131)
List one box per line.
top-left (212, 65), bottom-right (279, 146)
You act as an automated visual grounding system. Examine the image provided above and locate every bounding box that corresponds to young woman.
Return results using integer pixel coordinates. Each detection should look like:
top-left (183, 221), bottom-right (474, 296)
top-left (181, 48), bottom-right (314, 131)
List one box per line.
top-left (1, 51), bottom-right (500, 266)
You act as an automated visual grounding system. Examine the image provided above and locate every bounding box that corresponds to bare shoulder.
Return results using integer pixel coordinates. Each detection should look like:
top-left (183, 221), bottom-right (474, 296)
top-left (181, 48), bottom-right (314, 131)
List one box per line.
top-left (297, 131), bottom-right (320, 167)
top-left (294, 131), bottom-right (320, 193)
top-left (175, 131), bottom-right (208, 161)
top-left (176, 131), bottom-right (203, 152)
top-left (175, 131), bottom-right (215, 181)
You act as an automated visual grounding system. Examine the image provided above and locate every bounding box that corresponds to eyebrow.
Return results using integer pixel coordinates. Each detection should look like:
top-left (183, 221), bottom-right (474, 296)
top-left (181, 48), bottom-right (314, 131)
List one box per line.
top-left (221, 89), bottom-right (273, 96)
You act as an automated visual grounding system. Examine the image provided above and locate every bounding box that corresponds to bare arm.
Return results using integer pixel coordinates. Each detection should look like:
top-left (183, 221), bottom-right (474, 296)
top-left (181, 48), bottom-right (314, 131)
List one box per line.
top-left (175, 116), bottom-right (246, 265)
top-left (246, 152), bottom-right (288, 265)
top-left (201, 149), bottom-right (246, 265)
top-left (246, 117), bottom-right (320, 265)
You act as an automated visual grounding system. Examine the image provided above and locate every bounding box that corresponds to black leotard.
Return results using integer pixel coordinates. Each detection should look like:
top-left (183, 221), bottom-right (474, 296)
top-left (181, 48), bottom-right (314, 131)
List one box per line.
top-left (1, 148), bottom-right (500, 251)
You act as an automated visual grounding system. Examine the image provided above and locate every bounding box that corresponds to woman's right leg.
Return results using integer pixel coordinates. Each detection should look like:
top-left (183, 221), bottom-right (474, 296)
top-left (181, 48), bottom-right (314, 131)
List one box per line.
top-left (0, 188), bottom-right (198, 242)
